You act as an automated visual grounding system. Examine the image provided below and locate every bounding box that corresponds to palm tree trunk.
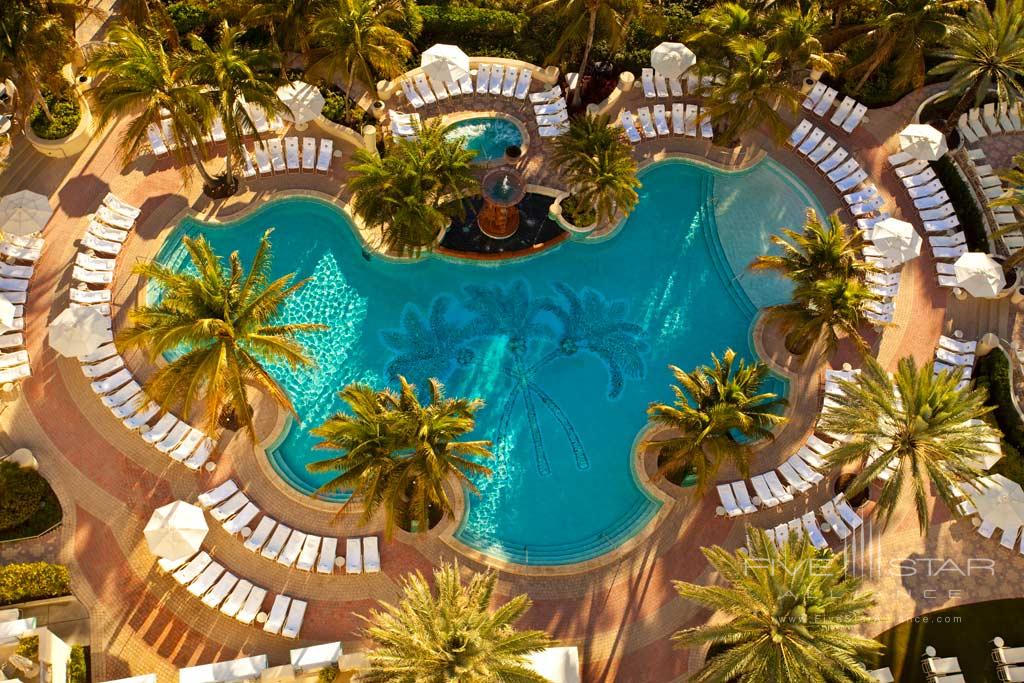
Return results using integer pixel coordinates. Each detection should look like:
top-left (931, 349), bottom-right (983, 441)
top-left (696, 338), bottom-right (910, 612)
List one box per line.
top-left (571, 8), bottom-right (599, 107)
top-left (346, 65), bottom-right (358, 126)
top-left (186, 141), bottom-right (217, 186)
top-left (943, 79), bottom-right (983, 134)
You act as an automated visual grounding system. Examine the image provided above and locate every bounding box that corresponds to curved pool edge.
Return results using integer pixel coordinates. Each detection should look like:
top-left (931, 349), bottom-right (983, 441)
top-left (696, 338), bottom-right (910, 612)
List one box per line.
top-left (441, 111), bottom-right (531, 168)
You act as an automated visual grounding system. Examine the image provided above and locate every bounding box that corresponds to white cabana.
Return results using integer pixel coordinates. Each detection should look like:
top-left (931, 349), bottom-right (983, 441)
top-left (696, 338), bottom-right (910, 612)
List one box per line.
top-left (970, 474), bottom-right (1024, 530)
top-left (899, 124), bottom-right (948, 161)
top-left (145, 501), bottom-right (208, 560)
top-left (527, 647), bottom-right (580, 683)
top-left (421, 43), bottom-right (470, 83)
top-left (954, 252), bottom-right (1006, 298)
top-left (650, 42), bottom-right (696, 79)
top-left (0, 294), bottom-right (17, 331)
top-left (275, 81), bottom-right (325, 128)
top-left (0, 190), bottom-right (53, 236)
top-left (47, 307), bottom-right (109, 358)
top-left (871, 218), bottom-right (922, 265)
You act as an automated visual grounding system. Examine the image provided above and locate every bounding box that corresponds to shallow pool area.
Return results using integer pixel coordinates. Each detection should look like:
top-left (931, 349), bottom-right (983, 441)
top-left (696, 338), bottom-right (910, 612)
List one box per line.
top-left (444, 116), bottom-right (524, 162)
top-left (158, 157), bottom-right (824, 566)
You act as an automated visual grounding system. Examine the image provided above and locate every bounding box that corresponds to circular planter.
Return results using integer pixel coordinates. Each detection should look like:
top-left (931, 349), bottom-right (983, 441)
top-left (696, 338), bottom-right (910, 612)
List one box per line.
top-left (24, 89), bottom-right (93, 158)
top-left (548, 194), bottom-right (597, 235)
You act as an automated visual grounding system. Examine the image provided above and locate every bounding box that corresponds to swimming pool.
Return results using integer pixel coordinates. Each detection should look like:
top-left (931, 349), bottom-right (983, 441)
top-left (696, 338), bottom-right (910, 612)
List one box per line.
top-left (444, 116), bottom-right (524, 162)
top-left (159, 157), bottom-right (824, 566)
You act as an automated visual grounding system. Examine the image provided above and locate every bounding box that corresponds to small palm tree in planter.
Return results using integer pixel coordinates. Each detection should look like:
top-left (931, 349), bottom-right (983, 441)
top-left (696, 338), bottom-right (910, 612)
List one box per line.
top-left (644, 349), bottom-right (787, 490)
top-left (550, 113), bottom-right (640, 229)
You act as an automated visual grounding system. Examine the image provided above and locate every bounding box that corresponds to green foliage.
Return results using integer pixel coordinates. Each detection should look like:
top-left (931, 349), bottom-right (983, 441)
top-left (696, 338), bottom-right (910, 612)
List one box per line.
top-left (0, 562), bottom-right (71, 607)
top-left (416, 5), bottom-right (523, 55)
top-left (974, 349), bottom-right (1024, 486)
top-left (165, 1), bottom-right (211, 36)
top-left (931, 156), bottom-right (989, 252)
top-left (16, 635), bottom-right (38, 660)
top-left (69, 646), bottom-right (87, 683)
top-left (28, 90), bottom-right (80, 140)
top-left (321, 90), bottom-right (349, 125)
top-left (0, 462), bottom-right (49, 532)
top-left (318, 664), bottom-right (339, 683)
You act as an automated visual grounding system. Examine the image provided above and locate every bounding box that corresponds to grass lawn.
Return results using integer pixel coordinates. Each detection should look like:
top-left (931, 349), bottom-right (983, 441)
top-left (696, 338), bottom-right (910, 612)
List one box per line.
top-left (0, 485), bottom-right (62, 542)
top-left (868, 599), bottom-right (1024, 682)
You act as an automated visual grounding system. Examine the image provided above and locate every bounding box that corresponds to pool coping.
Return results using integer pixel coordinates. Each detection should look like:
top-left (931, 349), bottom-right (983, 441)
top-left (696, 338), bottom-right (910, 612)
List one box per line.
top-left (441, 110), bottom-right (532, 169)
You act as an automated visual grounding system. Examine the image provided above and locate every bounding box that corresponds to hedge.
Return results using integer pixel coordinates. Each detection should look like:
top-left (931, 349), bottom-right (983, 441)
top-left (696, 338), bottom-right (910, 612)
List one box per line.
top-left (29, 91), bottom-right (81, 140)
top-left (416, 6), bottom-right (523, 55)
top-left (0, 462), bottom-right (49, 531)
top-left (165, 1), bottom-right (210, 36)
top-left (0, 562), bottom-right (71, 607)
top-left (974, 349), bottom-right (1024, 486)
top-left (932, 156), bottom-right (989, 253)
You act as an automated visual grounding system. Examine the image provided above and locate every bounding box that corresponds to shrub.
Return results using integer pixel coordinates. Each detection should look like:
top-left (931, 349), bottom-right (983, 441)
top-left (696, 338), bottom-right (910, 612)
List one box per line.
top-left (69, 646), bottom-right (87, 683)
top-left (166, 1), bottom-right (210, 36)
top-left (0, 462), bottom-right (49, 532)
top-left (318, 664), bottom-right (339, 683)
top-left (16, 635), bottom-right (38, 660)
top-left (0, 562), bottom-right (71, 607)
top-left (931, 156), bottom-right (989, 252)
top-left (416, 5), bottom-right (523, 56)
top-left (29, 91), bottom-right (81, 140)
top-left (974, 349), bottom-right (1024, 486)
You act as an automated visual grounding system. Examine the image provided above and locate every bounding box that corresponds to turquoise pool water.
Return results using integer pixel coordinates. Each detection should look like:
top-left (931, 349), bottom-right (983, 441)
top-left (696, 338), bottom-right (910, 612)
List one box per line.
top-left (159, 158), bottom-right (824, 565)
top-left (444, 117), bottom-right (523, 162)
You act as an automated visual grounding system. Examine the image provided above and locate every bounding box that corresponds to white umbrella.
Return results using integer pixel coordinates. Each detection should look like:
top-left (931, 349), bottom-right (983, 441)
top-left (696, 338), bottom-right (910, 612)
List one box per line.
top-left (275, 81), bottom-right (325, 126)
top-left (899, 124), bottom-right (948, 161)
top-left (650, 42), bottom-right (697, 79)
top-left (0, 294), bottom-right (16, 332)
top-left (421, 44), bottom-right (470, 83)
top-left (0, 190), bottom-right (52, 236)
top-left (954, 252), bottom-right (1006, 298)
top-left (47, 306), bottom-right (110, 358)
top-left (145, 501), bottom-right (208, 560)
top-left (970, 474), bottom-right (1024, 530)
top-left (871, 217), bottom-right (922, 265)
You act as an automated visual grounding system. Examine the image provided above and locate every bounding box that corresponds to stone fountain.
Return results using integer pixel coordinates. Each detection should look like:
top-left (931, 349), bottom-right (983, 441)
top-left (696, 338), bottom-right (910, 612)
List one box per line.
top-left (477, 166), bottom-right (527, 239)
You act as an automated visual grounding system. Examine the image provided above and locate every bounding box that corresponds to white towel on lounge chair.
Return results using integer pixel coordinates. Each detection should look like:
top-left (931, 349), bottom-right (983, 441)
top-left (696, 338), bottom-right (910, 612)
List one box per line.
top-left (96, 205), bottom-right (134, 230)
top-left (895, 159), bottom-right (929, 178)
top-left (787, 454), bottom-right (823, 484)
top-left (296, 535), bottom-right (321, 571)
top-left (731, 481), bottom-right (757, 514)
top-left (363, 536), bottom-right (380, 572)
top-left (533, 100), bottom-right (566, 116)
top-left (73, 267), bottom-right (112, 286)
top-left (834, 495), bottom-right (863, 529)
top-left (284, 137), bottom-right (300, 171)
top-left (99, 376), bottom-right (138, 406)
top-left (146, 124), bottom-right (168, 156)
top-left (652, 104), bottom-right (670, 136)
top-left (172, 551), bottom-right (211, 585)
top-left (669, 74), bottom-right (683, 97)
top-left (489, 65), bottom-right (504, 95)
top-left (236, 586), bottom-right (267, 625)
top-left (211, 491), bottom-right (248, 521)
top-left (802, 512), bottom-right (829, 549)
top-left (909, 179), bottom-right (943, 199)
top-left (807, 137), bottom-right (836, 163)
top-left (920, 204), bottom-right (956, 221)
top-left (346, 538), bottom-right (362, 574)
top-left (915, 191), bottom-right (950, 209)
top-left (637, 107), bottom-right (657, 138)
top-left (750, 475), bottom-right (779, 508)
top-left (82, 355), bottom-right (124, 379)
top-left (244, 517), bottom-right (275, 552)
top-left (501, 66), bottom-right (518, 97)
top-left (514, 69), bottom-right (532, 99)
top-left (140, 413), bottom-right (178, 444)
top-left (76, 252), bottom-right (116, 272)
top-left (184, 437), bottom-right (213, 470)
top-left (301, 137), bottom-right (315, 171)
top-left (797, 128), bottom-right (825, 155)
top-left (842, 103), bottom-right (867, 132)
top-left (401, 79), bottom-right (424, 108)
top-left (716, 484), bottom-right (743, 517)
top-left (268, 138), bottom-right (287, 173)
top-left (316, 139), bottom-right (333, 173)
top-left (282, 599), bottom-right (307, 639)
top-left (263, 595), bottom-right (290, 635)
top-left (813, 87), bottom-right (838, 116)
top-left (202, 572), bottom-right (238, 609)
top-left (88, 220), bottom-right (128, 243)
top-left (778, 462), bottom-right (812, 493)
top-left (185, 563), bottom-right (224, 596)
top-left (902, 168), bottom-right (936, 187)
top-left (261, 524), bottom-right (291, 561)
top-left (801, 81), bottom-right (826, 110)
top-left (317, 537), bottom-right (337, 574)
top-left (156, 421), bottom-right (190, 453)
top-left (763, 471), bottom-right (794, 502)
top-left (427, 75), bottom-right (448, 101)
top-left (198, 480), bottom-right (238, 508)
top-left (835, 169), bottom-right (868, 193)
top-left (620, 111), bottom-right (641, 143)
top-left (82, 233), bottom-right (122, 255)
top-left (457, 71), bottom-right (474, 95)
top-left (475, 64), bottom-right (490, 94)
top-left (103, 193), bottom-right (141, 219)
top-left (224, 503), bottom-right (259, 535)
top-left (830, 96), bottom-right (855, 126)
top-left (277, 529), bottom-right (306, 566)
top-left (123, 402), bottom-right (159, 430)
top-left (818, 147), bottom-right (848, 172)
top-left (671, 103), bottom-right (685, 135)
top-left (529, 85), bottom-right (560, 103)
top-left (654, 71), bottom-right (669, 98)
top-left (641, 68), bottom-right (657, 98)
top-left (787, 119), bottom-right (813, 146)
top-left (827, 158), bottom-right (859, 182)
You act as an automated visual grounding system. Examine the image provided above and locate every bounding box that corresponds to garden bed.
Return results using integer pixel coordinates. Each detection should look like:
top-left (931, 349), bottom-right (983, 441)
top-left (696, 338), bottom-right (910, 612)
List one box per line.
top-left (931, 156), bottom-right (989, 253)
top-left (973, 348), bottom-right (1024, 486)
top-left (0, 462), bottom-right (63, 542)
top-left (0, 562), bottom-right (72, 607)
top-left (29, 90), bottom-right (81, 140)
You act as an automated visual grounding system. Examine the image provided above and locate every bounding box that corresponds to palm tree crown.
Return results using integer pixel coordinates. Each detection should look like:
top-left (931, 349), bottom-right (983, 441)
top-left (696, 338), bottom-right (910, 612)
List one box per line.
top-left (764, 276), bottom-right (879, 357)
top-left (645, 349), bottom-right (787, 490)
top-left (820, 356), bottom-right (1000, 532)
top-left (360, 563), bottom-right (553, 683)
top-left (750, 209), bottom-right (872, 285)
top-left (674, 529), bottom-right (881, 683)
top-left (118, 230), bottom-right (324, 439)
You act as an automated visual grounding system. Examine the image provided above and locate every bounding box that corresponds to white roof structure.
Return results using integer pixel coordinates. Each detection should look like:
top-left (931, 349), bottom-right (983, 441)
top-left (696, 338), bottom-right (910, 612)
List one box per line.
top-left (526, 646), bottom-right (580, 683)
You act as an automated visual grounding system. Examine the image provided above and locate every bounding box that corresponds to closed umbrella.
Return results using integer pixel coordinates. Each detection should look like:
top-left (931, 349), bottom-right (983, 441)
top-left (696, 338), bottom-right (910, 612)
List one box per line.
top-left (899, 124), bottom-right (948, 161)
top-left (954, 252), bottom-right (1005, 298)
top-left (0, 294), bottom-right (16, 332)
top-left (0, 190), bottom-right (52, 236)
top-left (871, 218), bottom-right (922, 265)
top-left (275, 81), bottom-right (325, 128)
top-left (650, 42), bottom-right (697, 79)
top-left (145, 501), bottom-right (208, 559)
top-left (970, 474), bottom-right (1024, 530)
top-left (47, 306), bottom-right (110, 358)
top-left (421, 44), bottom-right (470, 83)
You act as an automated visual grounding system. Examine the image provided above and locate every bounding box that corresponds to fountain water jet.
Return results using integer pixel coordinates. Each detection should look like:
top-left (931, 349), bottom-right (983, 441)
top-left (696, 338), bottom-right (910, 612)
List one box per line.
top-left (477, 166), bottom-right (527, 239)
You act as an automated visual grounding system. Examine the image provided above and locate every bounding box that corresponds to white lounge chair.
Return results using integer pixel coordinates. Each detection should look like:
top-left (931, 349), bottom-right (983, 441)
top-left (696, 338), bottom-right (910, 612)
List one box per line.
top-left (488, 65), bottom-right (504, 95)
top-left (237, 586), bottom-right (267, 625)
top-left (400, 80), bottom-right (424, 108)
top-left (827, 158), bottom-right (859, 183)
top-left (983, 102), bottom-right (1003, 133)
top-left (346, 537), bottom-right (362, 574)
top-left (920, 204), bottom-right (956, 221)
top-left (830, 96), bottom-right (855, 126)
top-left (198, 480), bottom-right (237, 508)
top-left (263, 594), bottom-right (290, 635)
top-left (652, 104), bottom-right (670, 136)
top-left (763, 471), bottom-right (795, 502)
top-left (100, 377), bottom-right (140, 406)
top-left (212, 491), bottom-right (249, 521)
top-left (750, 475), bottom-right (779, 508)
top-left (296, 534), bottom-right (321, 571)
top-left (284, 137), bottom-right (300, 171)
top-left (820, 501), bottom-right (850, 539)
top-left (282, 599), bottom-right (306, 639)
top-left (620, 111), bottom-right (641, 143)
top-left (787, 119), bottom-right (814, 147)
top-left (202, 572), bottom-right (237, 608)
top-left (1000, 525), bottom-right (1021, 550)
top-left (140, 413), bottom-right (178, 444)
top-left (457, 71), bottom-right (474, 95)
top-left (797, 128), bottom-right (825, 156)
top-left (716, 484), bottom-right (743, 517)
top-left (538, 124), bottom-right (569, 138)
top-left (787, 454), bottom-right (823, 484)
top-left (731, 481), bottom-right (757, 514)
top-left (778, 462), bottom-right (812, 493)
top-left (668, 73), bottom-right (683, 97)
top-left (413, 74), bottom-right (436, 104)
top-left (363, 536), bottom-right (380, 572)
top-left (244, 517), bottom-right (276, 552)
top-left (475, 64), bottom-right (490, 94)
top-left (224, 502), bottom-right (259, 535)
top-left (802, 512), bottom-right (829, 549)
top-left (636, 107), bottom-right (657, 138)
top-left (317, 537), bottom-right (337, 574)
top-left (501, 66), bottom-right (518, 97)
top-left (699, 108), bottom-right (714, 138)
top-left (82, 355), bottom-right (124, 379)
top-left (267, 138), bottom-right (287, 173)
top-left (671, 103), bottom-right (685, 135)
top-left (124, 402), bottom-right (161, 431)
top-left (869, 667), bottom-right (895, 682)
top-left (316, 139), bottom-right (333, 174)
top-left (801, 82), bottom-right (826, 110)
top-left (172, 551), bottom-right (212, 585)
top-left (146, 124), bottom-right (168, 156)
top-left (641, 68), bottom-right (657, 98)
top-left (813, 87), bottom-right (838, 116)
top-left (958, 114), bottom-right (980, 144)
top-left (533, 100), bottom-right (566, 116)
top-left (301, 137), bottom-right (316, 171)
top-left (220, 580), bottom-right (253, 618)
top-left (835, 169), bottom-right (869, 193)
top-left (529, 85), bottom-right (561, 103)
top-left (277, 529), bottom-right (307, 567)
top-left (188, 561), bottom-right (224, 598)
top-left (818, 147), bottom-right (849, 173)
top-left (111, 395), bottom-right (151, 422)
top-left (939, 336), bottom-right (977, 354)
top-left (842, 104), bottom-right (868, 132)
top-left (684, 104), bottom-right (698, 137)
top-left (512, 68), bottom-right (532, 100)
top-left (103, 193), bottom-right (141, 219)
top-left (807, 137), bottom-right (837, 164)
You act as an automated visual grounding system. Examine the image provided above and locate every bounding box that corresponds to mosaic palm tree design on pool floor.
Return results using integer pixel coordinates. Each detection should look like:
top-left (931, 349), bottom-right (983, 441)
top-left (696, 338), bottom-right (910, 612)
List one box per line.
top-left (381, 279), bottom-right (649, 476)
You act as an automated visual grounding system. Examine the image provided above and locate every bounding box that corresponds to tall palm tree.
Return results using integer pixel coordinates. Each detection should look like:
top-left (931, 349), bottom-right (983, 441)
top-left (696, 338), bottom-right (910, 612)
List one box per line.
top-left (308, 0), bottom-right (413, 106)
top-left (533, 0), bottom-right (642, 105)
top-left (929, 0), bottom-right (1024, 132)
top-left (308, 377), bottom-right (493, 536)
top-left (699, 37), bottom-right (804, 145)
top-left (644, 349), bottom-right (787, 490)
top-left (820, 356), bottom-right (1000, 532)
top-left (360, 563), bottom-right (552, 683)
top-left (766, 3), bottom-right (844, 81)
top-left (0, 0), bottom-right (75, 125)
top-left (244, 0), bottom-right (318, 77)
top-left (674, 528), bottom-right (881, 683)
top-left (750, 209), bottom-right (873, 285)
top-left (550, 113), bottom-right (640, 227)
top-left (117, 230), bottom-right (324, 439)
top-left (183, 21), bottom-right (284, 192)
top-left (764, 276), bottom-right (879, 357)
top-left (85, 24), bottom-right (217, 186)
top-left (347, 122), bottom-right (478, 255)
top-left (685, 2), bottom-right (755, 66)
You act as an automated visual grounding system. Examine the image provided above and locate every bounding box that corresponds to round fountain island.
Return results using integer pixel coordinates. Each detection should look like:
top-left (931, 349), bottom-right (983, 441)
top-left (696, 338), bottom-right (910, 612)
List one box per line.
top-left (477, 167), bottom-right (527, 240)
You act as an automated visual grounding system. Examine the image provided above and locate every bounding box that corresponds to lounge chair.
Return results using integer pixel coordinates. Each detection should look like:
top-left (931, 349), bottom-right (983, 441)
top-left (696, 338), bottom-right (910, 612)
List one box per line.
top-left (652, 104), bottom-right (670, 136)
top-left (123, 402), bottom-right (160, 431)
top-left (426, 75), bottom-right (448, 101)
top-left (317, 537), bottom-right (337, 574)
top-left (685, 72), bottom-right (699, 94)
top-left (808, 137), bottom-right (837, 164)
top-left (157, 552), bottom-right (194, 573)
top-left (103, 193), bottom-right (141, 219)
top-left (620, 111), bottom-right (642, 143)
top-left (224, 503), bottom-right (259, 535)
top-left (82, 355), bottom-right (123, 379)
top-left (842, 103), bottom-right (868, 132)
top-left (641, 68), bottom-right (657, 98)
top-left (363, 536), bottom-right (380, 573)
top-left (400, 80), bottom-right (424, 108)
top-left (835, 169), bottom-right (869, 193)
top-left (84, 344), bottom-right (123, 367)
top-left (475, 64), bottom-right (490, 94)
top-left (316, 139), bottom-right (333, 174)
top-left (212, 491), bottom-right (249, 521)
top-left (750, 475), bottom-right (779, 508)
top-left (801, 82), bottom-right (826, 110)
top-left (263, 595), bottom-right (291, 635)
top-left (146, 124), bottom-right (168, 156)
top-left (202, 572), bottom-right (237, 608)
top-left (170, 427), bottom-right (206, 462)
top-left (538, 124), bottom-right (568, 138)
top-left (156, 421), bottom-right (191, 453)
top-left (717, 484), bottom-right (743, 516)
top-left (978, 519), bottom-right (997, 538)
top-left (826, 158), bottom-right (859, 183)
top-left (787, 454), bottom-right (823, 484)
top-left (534, 100), bottom-right (566, 116)
top-left (994, 645), bottom-right (1024, 666)
top-left (983, 102), bottom-right (1003, 133)
top-left (346, 538), bottom-right (362, 574)
top-left (72, 267), bottom-right (112, 286)
top-left (172, 552), bottom-right (212, 586)
top-left (220, 580), bottom-right (253, 618)
top-left (778, 462), bottom-right (812, 493)
top-left (850, 195), bottom-right (885, 216)
top-left (958, 114), bottom-right (980, 144)
top-left (457, 71), bottom-right (474, 95)
top-left (654, 71), bottom-right (669, 98)
top-left (762, 471), bottom-right (794, 502)
top-left (412, 74), bottom-right (436, 104)
top-left (529, 85), bottom-right (561, 103)
top-left (261, 524), bottom-right (291, 560)
top-left (284, 137), bottom-right (300, 172)
top-left (668, 74), bottom-right (683, 97)
top-left (920, 204), bottom-right (956, 221)
top-left (801, 512), bottom-right (829, 549)
top-left (797, 128), bottom-right (825, 156)
top-left (267, 139), bottom-right (287, 173)
top-left (501, 66), bottom-right (518, 97)
top-left (240, 150), bottom-right (257, 179)
top-left (915, 191), bottom-right (950, 210)
top-left (787, 119), bottom-right (814, 147)
top-left (731, 481), bottom-right (757, 514)
top-left (939, 336), bottom-right (977, 354)
top-left (930, 233), bottom-right (967, 250)
top-left (968, 108), bottom-right (988, 138)
top-left (820, 501), bottom-right (850, 539)
top-left (296, 534), bottom-right (321, 571)
top-left (244, 517), bottom-right (276, 552)
top-left (699, 109), bottom-right (714, 138)
top-left (796, 445), bottom-right (825, 469)
top-left (251, 142), bottom-right (272, 175)
top-left (903, 168), bottom-right (937, 188)
top-left (301, 137), bottom-right (316, 171)
top-left (637, 107), bottom-right (657, 138)
top-left (101, 379), bottom-right (141, 408)
top-left (1000, 525), bottom-right (1021, 550)
top-left (671, 103), bottom-right (685, 135)
top-left (140, 413), bottom-right (178, 444)
top-left (813, 87), bottom-right (838, 116)
top-left (282, 599), bottom-right (307, 639)
top-left (845, 186), bottom-right (878, 205)
top-left (818, 148), bottom-right (849, 173)
top-left (277, 529), bottom-right (307, 567)
top-left (536, 110), bottom-right (568, 127)
top-left (198, 480), bottom-right (238, 508)
top-left (830, 96), bottom-right (855, 126)
top-left (908, 180), bottom-right (943, 199)
top-left (236, 586), bottom-right (267, 625)
top-left (488, 65), bottom-right (504, 95)
top-left (684, 104), bottom-right (698, 137)
top-left (1009, 101), bottom-right (1024, 130)
top-left (88, 221), bottom-right (128, 243)
top-left (924, 656), bottom-right (963, 675)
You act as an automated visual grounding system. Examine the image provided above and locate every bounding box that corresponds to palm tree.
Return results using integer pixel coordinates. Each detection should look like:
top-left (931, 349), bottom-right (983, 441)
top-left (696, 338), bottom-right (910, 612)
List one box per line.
top-left (764, 276), bottom-right (879, 357)
top-left (85, 24), bottom-right (218, 187)
top-left (244, 0), bottom-right (318, 77)
top-left (183, 21), bottom-right (284, 193)
top-left (766, 3), bottom-right (844, 81)
top-left (347, 122), bottom-right (478, 255)
top-left (750, 209), bottom-right (873, 285)
top-left (550, 113), bottom-right (640, 227)
top-left (674, 529), bottom-right (881, 683)
top-left (308, 377), bottom-right (493, 536)
top-left (0, 0), bottom-right (76, 125)
top-left (308, 0), bottom-right (413, 108)
top-left (685, 2), bottom-right (755, 66)
top-left (929, 0), bottom-right (1024, 132)
top-left (820, 356), bottom-right (1000, 532)
top-left (117, 230), bottom-right (324, 439)
top-left (360, 563), bottom-right (552, 683)
top-left (533, 0), bottom-right (642, 105)
top-left (644, 349), bottom-right (787, 490)
top-left (699, 37), bottom-right (804, 145)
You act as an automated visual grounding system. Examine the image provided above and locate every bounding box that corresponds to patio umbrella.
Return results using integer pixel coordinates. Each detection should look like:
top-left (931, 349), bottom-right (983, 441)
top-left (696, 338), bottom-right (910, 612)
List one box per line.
top-left (871, 218), bottom-right (922, 265)
top-left (899, 124), bottom-right (948, 161)
top-left (0, 190), bottom-right (52, 236)
top-left (954, 252), bottom-right (1005, 298)
top-left (970, 474), bottom-right (1024, 530)
top-left (275, 81), bottom-right (325, 125)
top-left (650, 42), bottom-right (697, 79)
top-left (47, 306), bottom-right (110, 358)
top-left (145, 501), bottom-right (208, 559)
top-left (0, 294), bottom-right (16, 332)
top-left (421, 44), bottom-right (470, 83)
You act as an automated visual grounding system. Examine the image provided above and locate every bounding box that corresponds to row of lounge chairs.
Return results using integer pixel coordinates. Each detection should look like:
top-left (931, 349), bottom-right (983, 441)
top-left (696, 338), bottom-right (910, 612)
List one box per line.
top-left (170, 642), bottom-right (344, 683)
top-left (640, 67), bottom-right (712, 100)
top-left (762, 494), bottom-right (864, 550)
top-left (933, 334), bottom-right (977, 389)
top-left (160, 550), bottom-right (306, 638)
top-left (0, 232), bottom-right (39, 384)
top-left (532, 96), bottom-right (570, 137)
top-left (146, 104), bottom-right (285, 157)
top-left (619, 103), bottom-right (713, 143)
top-left (390, 111), bottom-right (421, 140)
top-left (958, 101), bottom-right (1024, 145)
top-left (801, 81), bottom-right (868, 133)
top-left (993, 640), bottom-right (1024, 682)
top-left (923, 651), bottom-right (966, 682)
top-left (198, 479), bottom-right (381, 574)
top-left (244, 136), bottom-right (334, 176)
top-left (400, 64), bottom-right (534, 109)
